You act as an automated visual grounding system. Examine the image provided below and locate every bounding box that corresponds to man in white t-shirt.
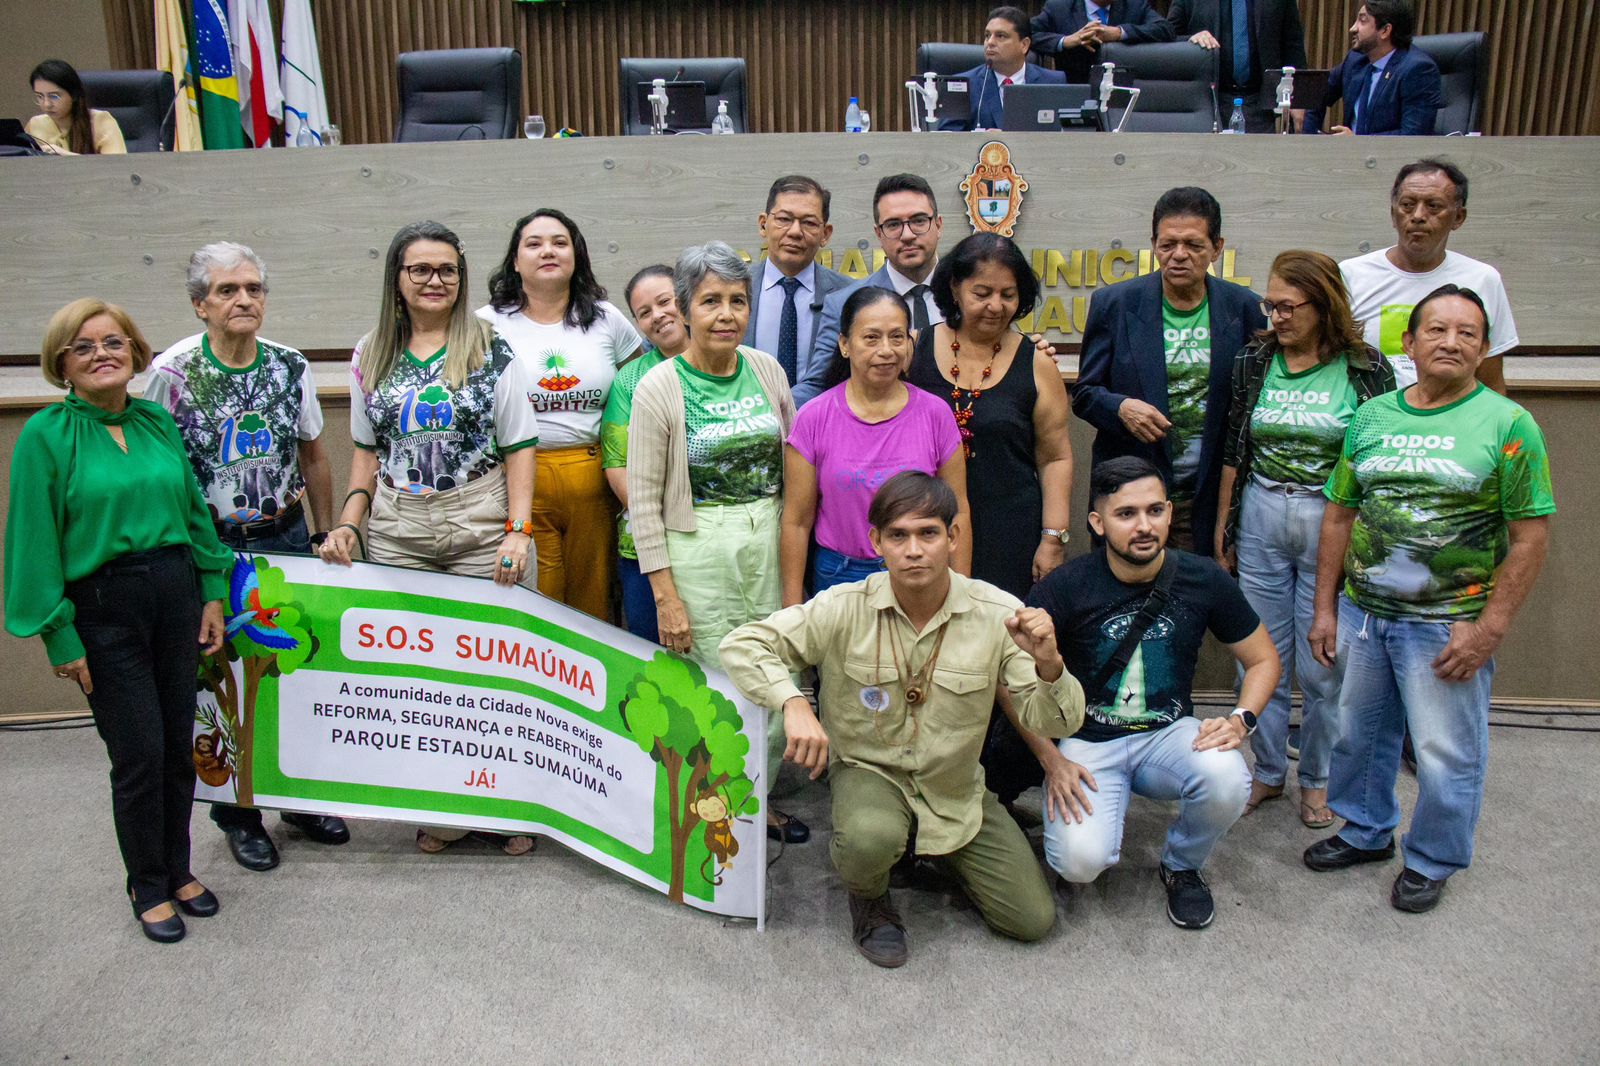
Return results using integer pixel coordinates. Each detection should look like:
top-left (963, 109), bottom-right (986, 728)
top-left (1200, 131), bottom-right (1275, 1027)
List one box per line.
top-left (1341, 158), bottom-right (1516, 392)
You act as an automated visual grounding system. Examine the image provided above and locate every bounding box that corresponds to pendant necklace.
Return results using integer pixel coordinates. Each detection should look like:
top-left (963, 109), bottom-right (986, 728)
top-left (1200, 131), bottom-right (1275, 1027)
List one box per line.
top-left (949, 335), bottom-right (1001, 458)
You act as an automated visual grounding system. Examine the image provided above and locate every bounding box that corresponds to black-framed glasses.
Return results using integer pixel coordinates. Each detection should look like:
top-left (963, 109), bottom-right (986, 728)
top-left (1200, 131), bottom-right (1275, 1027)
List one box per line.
top-left (877, 214), bottom-right (935, 238)
top-left (404, 264), bottom-right (461, 285)
top-left (1260, 298), bottom-right (1312, 319)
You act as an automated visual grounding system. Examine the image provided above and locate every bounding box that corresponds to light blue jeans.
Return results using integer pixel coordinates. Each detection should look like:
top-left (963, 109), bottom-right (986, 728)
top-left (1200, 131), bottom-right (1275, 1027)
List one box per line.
top-left (810, 544), bottom-right (885, 594)
top-left (1235, 477), bottom-right (1340, 789)
top-left (1043, 717), bottom-right (1251, 880)
top-left (1328, 596), bottom-right (1495, 881)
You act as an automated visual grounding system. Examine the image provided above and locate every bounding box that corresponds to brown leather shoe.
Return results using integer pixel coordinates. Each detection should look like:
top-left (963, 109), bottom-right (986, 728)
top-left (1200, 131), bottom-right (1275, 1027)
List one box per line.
top-left (848, 890), bottom-right (909, 968)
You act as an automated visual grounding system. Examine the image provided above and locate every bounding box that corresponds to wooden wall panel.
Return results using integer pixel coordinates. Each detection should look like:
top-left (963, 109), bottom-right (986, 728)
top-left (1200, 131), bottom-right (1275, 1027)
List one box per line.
top-left (101, 0), bottom-right (1600, 140)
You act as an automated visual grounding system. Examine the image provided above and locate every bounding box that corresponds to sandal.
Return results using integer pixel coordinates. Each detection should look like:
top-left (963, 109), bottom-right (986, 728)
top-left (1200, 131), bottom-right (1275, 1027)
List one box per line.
top-left (470, 830), bottom-right (538, 856)
top-left (415, 829), bottom-right (452, 854)
top-left (1299, 800), bottom-right (1335, 829)
top-left (1243, 783), bottom-right (1285, 815)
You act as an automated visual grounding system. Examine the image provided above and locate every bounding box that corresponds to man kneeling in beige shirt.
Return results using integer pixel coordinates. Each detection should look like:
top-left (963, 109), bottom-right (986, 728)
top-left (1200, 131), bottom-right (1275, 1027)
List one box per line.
top-left (720, 472), bottom-right (1085, 968)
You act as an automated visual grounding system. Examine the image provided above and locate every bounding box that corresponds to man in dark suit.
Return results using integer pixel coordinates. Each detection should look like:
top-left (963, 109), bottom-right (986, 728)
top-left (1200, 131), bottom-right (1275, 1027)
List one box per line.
top-left (797, 173), bottom-right (945, 407)
top-left (1091, 0), bottom-right (1307, 132)
top-left (744, 174), bottom-right (851, 387)
top-left (1071, 187), bottom-right (1266, 553)
top-left (1030, 0), bottom-right (1165, 84)
top-left (1305, 1), bottom-right (1441, 135)
top-left (939, 6), bottom-right (1068, 131)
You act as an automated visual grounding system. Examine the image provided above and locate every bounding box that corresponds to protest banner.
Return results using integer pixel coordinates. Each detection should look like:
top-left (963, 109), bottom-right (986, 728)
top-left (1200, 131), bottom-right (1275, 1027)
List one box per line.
top-left (192, 552), bottom-right (768, 924)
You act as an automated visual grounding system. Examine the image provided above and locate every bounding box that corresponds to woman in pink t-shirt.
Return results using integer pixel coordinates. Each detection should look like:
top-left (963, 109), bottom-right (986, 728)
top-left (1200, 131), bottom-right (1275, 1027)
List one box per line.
top-left (780, 287), bottom-right (972, 604)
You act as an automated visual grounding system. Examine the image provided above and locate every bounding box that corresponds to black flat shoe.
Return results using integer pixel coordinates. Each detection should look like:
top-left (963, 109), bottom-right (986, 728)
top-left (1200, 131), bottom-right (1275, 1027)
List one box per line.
top-left (281, 812), bottom-right (351, 845)
top-left (1391, 868), bottom-right (1447, 913)
top-left (224, 825), bottom-right (280, 871)
top-left (1303, 833), bottom-right (1396, 872)
top-left (174, 884), bottom-right (221, 918)
top-left (767, 810), bottom-right (810, 844)
top-left (137, 908), bottom-right (186, 944)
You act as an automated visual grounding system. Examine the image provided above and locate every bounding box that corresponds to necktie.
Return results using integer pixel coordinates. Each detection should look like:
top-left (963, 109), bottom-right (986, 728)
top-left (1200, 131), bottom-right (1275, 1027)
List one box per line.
top-left (1002, 77), bottom-right (1014, 86)
top-left (1231, 0), bottom-right (1251, 88)
top-left (1094, 8), bottom-right (1109, 25)
top-left (907, 284), bottom-right (931, 333)
top-left (777, 276), bottom-right (801, 384)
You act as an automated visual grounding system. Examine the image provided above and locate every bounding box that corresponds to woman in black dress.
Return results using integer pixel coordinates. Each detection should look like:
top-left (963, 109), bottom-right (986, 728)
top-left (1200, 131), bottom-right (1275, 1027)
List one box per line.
top-left (907, 233), bottom-right (1077, 816)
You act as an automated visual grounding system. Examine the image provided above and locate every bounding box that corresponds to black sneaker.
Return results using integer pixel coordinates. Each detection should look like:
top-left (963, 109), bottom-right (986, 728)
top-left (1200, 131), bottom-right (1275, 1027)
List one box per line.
top-left (1390, 868), bottom-right (1447, 913)
top-left (1303, 834), bottom-right (1396, 872)
top-left (848, 890), bottom-right (909, 967)
top-left (1158, 864), bottom-right (1215, 930)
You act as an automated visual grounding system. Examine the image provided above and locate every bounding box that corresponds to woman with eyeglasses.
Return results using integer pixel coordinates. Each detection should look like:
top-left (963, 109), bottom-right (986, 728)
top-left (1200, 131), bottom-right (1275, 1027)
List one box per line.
top-left (478, 209), bottom-right (644, 623)
top-left (318, 220), bottom-right (541, 856)
top-left (5, 299), bottom-right (231, 943)
top-left (1215, 250), bottom-right (1396, 829)
top-left (26, 59), bottom-right (126, 155)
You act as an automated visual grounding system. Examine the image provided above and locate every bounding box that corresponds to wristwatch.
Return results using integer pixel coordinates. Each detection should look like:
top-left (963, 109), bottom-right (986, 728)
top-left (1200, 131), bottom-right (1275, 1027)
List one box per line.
top-left (1041, 527), bottom-right (1071, 544)
top-left (1230, 708), bottom-right (1258, 735)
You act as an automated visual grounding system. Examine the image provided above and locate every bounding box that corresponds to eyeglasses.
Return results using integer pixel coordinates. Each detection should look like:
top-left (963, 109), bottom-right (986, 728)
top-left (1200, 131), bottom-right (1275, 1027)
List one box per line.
top-left (877, 214), bottom-right (935, 238)
top-left (1260, 298), bottom-right (1313, 319)
top-left (63, 336), bottom-right (129, 360)
top-left (766, 213), bottom-right (825, 235)
top-left (33, 91), bottom-right (65, 105)
top-left (403, 264), bottom-right (461, 285)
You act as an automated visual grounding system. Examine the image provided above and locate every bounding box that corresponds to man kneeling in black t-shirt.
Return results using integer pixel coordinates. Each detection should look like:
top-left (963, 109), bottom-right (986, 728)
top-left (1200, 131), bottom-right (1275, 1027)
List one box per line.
top-left (1028, 457), bottom-right (1280, 929)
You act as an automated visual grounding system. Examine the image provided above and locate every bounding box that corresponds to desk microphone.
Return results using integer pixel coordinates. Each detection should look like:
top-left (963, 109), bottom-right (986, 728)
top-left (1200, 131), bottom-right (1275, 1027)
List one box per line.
top-left (672, 66), bottom-right (686, 83)
top-left (974, 67), bottom-right (991, 128)
top-left (158, 74), bottom-right (188, 152)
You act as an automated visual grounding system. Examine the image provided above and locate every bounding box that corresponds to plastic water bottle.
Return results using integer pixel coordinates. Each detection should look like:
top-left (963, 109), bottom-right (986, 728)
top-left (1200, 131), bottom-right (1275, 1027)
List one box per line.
top-left (845, 96), bottom-right (863, 133)
top-left (294, 125), bottom-right (315, 147)
top-left (1227, 98), bottom-right (1247, 134)
top-left (711, 99), bottom-right (735, 135)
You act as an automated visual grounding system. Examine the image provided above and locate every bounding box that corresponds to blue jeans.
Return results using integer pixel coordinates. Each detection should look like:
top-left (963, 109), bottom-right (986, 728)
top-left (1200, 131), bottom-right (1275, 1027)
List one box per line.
top-left (1043, 717), bottom-right (1250, 880)
top-left (1328, 596), bottom-right (1495, 880)
top-left (810, 544), bottom-right (884, 594)
top-left (617, 553), bottom-right (660, 644)
top-left (1235, 479), bottom-right (1339, 789)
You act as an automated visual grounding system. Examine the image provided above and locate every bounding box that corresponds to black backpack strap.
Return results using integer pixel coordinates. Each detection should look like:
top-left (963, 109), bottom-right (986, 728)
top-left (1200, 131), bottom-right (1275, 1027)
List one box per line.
top-left (1086, 553), bottom-right (1178, 698)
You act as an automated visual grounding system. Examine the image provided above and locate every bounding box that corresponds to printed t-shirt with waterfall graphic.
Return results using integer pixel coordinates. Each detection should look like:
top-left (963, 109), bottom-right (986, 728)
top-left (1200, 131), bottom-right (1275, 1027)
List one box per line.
top-left (475, 301), bottom-right (643, 446)
top-left (1028, 549), bottom-right (1260, 743)
top-left (348, 335), bottom-right (540, 494)
top-left (600, 348), bottom-right (666, 559)
top-left (1162, 297), bottom-right (1211, 500)
top-left (144, 334), bottom-right (323, 525)
top-left (1324, 384), bottom-right (1555, 620)
top-left (675, 352), bottom-right (783, 505)
top-left (1248, 351), bottom-right (1360, 486)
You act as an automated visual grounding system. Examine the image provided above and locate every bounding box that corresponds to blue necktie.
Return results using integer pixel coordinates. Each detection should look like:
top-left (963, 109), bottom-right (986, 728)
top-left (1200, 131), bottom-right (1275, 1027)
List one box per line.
top-left (1232, 0), bottom-right (1251, 87)
top-left (777, 276), bottom-right (801, 384)
top-left (1093, 6), bottom-right (1109, 24)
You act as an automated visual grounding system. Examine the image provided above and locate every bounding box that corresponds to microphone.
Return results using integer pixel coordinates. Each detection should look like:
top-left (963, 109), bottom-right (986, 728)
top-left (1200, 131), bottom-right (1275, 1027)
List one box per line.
top-left (672, 66), bottom-right (686, 83)
top-left (158, 74), bottom-right (188, 152)
top-left (1210, 81), bottom-right (1221, 133)
top-left (974, 68), bottom-right (990, 129)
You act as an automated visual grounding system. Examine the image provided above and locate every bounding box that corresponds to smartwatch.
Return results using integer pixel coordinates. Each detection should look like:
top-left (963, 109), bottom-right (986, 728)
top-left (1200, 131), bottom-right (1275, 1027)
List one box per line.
top-left (1230, 708), bottom-right (1258, 735)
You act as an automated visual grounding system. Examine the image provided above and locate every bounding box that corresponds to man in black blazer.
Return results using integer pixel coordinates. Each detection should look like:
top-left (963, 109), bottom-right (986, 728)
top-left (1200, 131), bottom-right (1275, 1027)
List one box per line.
top-left (939, 6), bottom-right (1068, 131)
top-left (1071, 187), bottom-right (1266, 554)
top-left (1030, 0), bottom-right (1165, 85)
top-left (1090, 0), bottom-right (1307, 132)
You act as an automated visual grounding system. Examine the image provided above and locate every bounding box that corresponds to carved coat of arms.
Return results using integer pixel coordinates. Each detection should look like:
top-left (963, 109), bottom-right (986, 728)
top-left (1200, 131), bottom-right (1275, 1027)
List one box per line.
top-left (961, 141), bottom-right (1028, 238)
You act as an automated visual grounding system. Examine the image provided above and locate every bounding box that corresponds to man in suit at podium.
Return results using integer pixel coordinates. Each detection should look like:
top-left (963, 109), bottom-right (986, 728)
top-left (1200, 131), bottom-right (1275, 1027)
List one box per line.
top-left (1030, 0), bottom-right (1165, 85)
top-left (939, 6), bottom-right (1068, 131)
top-left (745, 174), bottom-right (852, 388)
top-left (1304, 1), bottom-right (1442, 135)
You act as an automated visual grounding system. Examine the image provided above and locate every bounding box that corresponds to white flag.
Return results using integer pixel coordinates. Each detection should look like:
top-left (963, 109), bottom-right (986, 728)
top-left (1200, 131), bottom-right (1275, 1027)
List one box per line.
top-left (228, 0), bottom-right (283, 147)
top-left (279, 0), bottom-right (330, 146)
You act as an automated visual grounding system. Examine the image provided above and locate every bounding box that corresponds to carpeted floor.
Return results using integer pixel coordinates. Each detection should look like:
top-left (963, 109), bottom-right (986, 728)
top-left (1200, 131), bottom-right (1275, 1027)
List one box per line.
top-left (2, 718), bottom-right (1596, 1066)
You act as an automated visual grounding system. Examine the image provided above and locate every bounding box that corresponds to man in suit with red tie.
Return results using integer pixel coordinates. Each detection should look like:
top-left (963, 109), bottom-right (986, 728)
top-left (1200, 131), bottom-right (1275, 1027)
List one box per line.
top-left (1305, 1), bottom-right (1442, 135)
top-left (939, 6), bottom-right (1068, 131)
top-left (1030, 0), bottom-right (1165, 85)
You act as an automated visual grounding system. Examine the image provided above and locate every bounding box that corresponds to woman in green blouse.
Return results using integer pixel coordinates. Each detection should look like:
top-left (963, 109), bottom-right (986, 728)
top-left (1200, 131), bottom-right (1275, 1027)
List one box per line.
top-left (5, 299), bottom-right (232, 944)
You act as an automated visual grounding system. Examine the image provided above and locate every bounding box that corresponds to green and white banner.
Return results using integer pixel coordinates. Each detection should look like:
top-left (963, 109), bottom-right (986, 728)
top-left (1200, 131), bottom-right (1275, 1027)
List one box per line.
top-left (192, 553), bottom-right (767, 924)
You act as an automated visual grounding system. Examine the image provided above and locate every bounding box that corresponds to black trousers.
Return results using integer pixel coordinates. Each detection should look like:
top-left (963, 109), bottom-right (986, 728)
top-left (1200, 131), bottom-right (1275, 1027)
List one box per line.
top-left (67, 546), bottom-right (203, 912)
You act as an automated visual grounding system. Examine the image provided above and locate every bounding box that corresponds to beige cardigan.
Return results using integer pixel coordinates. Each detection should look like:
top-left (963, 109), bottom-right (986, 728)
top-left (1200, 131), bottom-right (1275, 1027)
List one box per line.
top-left (626, 346), bottom-right (795, 574)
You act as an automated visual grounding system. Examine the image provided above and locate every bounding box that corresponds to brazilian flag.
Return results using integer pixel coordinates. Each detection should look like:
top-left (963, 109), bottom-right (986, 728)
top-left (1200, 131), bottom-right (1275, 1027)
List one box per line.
top-left (191, 0), bottom-right (246, 149)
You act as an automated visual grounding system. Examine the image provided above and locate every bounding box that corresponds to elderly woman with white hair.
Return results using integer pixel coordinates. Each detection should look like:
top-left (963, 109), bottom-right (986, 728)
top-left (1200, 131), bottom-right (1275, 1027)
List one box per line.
top-left (627, 241), bottom-right (805, 841)
top-left (143, 240), bottom-right (349, 872)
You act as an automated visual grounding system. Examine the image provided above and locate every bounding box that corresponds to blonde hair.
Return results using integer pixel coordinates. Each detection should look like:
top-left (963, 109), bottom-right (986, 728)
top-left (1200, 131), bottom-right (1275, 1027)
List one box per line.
top-left (358, 221), bottom-right (490, 393)
top-left (40, 298), bottom-right (151, 390)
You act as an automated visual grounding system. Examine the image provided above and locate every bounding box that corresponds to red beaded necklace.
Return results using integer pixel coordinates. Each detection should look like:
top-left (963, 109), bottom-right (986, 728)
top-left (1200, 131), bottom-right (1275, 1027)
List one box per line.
top-left (949, 335), bottom-right (1002, 458)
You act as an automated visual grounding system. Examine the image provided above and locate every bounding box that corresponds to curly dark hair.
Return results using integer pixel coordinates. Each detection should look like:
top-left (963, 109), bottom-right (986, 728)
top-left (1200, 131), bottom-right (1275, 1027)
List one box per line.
top-left (486, 208), bottom-right (607, 330)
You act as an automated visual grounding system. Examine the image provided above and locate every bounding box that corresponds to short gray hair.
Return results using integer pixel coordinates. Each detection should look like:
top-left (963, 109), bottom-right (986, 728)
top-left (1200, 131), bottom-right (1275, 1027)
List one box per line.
top-left (186, 241), bottom-right (268, 302)
top-left (673, 241), bottom-right (751, 315)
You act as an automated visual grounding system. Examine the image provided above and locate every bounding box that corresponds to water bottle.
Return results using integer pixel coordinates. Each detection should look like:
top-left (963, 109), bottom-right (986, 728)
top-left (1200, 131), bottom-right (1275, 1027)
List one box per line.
top-left (844, 96), bottom-right (863, 133)
top-left (294, 125), bottom-right (315, 147)
top-left (1227, 98), bottom-right (1247, 134)
top-left (711, 99), bottom-right (735, 135)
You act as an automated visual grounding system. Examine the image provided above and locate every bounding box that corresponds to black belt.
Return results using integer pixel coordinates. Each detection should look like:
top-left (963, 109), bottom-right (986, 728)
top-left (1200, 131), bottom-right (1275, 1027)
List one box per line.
top-left (216, 496), bottom-right (304, 545)
top-left (66, 545), bottom-right (189, 594)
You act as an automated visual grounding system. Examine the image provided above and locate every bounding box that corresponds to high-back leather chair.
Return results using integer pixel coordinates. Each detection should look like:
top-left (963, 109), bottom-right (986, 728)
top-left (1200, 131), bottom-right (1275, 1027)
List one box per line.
top-left (1100, 42), bottom-right (1219, 133)
top-left (1412, 32), bottom-right (1488, 135)
top-left (78, 69), bottom-right (175, 152)
top-left (915, 43), bottom-right (986, 78)
top-left (394, 48), bottom-right (522, 142)
top-left (618, 57), bottom-right (748, 135)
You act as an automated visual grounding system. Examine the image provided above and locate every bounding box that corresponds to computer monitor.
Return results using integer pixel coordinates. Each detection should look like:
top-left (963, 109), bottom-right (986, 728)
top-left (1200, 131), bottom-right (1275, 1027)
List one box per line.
top-left (633, 80), bottom-right (710, 131)
top-left (1285, 69), bottom-right (1332, 111)
top-left (1000, 84), bottom-right (1102, 132)
top-left (930, 75), bottom-right (973, 125)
